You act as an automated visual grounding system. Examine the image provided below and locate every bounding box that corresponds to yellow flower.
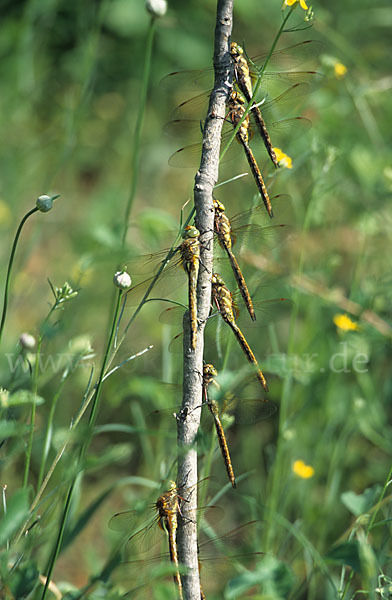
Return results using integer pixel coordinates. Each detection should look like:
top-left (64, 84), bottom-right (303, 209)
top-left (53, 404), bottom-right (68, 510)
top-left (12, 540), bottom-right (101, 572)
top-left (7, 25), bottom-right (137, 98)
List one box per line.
top-left (293, 460), bottom-right (314, 479)
top-left (285, 0), bottom-right (309, 9)
top-left (333, 313), bottom-right (359, 332)
top-left (274, 147), bottom-right (293, 169)
top-left (0, 199), bottom-right (11, 225)
top-left (334, 62), bottom-right (347, 79)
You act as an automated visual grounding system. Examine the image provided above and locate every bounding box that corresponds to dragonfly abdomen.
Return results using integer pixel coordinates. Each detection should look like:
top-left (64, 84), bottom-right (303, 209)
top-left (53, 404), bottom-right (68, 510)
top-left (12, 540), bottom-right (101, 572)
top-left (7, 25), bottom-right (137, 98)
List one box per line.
top-left (240, 138), bottom-right (273, 218)
top-left (228, 319), bottom-right (269, 393)
top-left (208, 401), bottom-right (236, 488)
top-left (225, 246), bottom-right (256, 321)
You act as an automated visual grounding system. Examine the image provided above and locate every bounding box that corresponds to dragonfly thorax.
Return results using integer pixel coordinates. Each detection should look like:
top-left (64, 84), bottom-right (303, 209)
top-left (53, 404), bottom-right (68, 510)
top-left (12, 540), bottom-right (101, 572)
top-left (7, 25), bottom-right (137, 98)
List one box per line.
top-left (214, 208), bottom-right (233, 250)
top-left (211, 273), bottom-right (236, 322)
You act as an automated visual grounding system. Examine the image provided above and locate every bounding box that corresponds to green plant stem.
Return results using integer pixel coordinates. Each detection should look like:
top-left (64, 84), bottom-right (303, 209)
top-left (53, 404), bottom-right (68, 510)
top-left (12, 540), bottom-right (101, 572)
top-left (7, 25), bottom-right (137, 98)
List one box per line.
top-left (23, 302), bottom-right (57, 490)
top-left (22, 337), bottom-right (42, 489)
top-left (121, 16), bottom-right (157, 247)
top-left (219, 7), bottom-right (293, 163)
top-left (0, 207), bottom-right (38, 346)
top-left (340, 463), bottom-right (392, 600)
top-left (265, 185), bottom-right (315, 552)
top-left (37, 374), bottom-right (68, 489)
top-left (40, 290), bottom-right (123, 600)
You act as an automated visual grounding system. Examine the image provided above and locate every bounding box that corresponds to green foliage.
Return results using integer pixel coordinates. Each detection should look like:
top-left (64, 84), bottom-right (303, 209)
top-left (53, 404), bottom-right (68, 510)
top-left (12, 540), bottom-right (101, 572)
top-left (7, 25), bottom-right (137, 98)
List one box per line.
top-left (0, 489), bottom-right (30, 546)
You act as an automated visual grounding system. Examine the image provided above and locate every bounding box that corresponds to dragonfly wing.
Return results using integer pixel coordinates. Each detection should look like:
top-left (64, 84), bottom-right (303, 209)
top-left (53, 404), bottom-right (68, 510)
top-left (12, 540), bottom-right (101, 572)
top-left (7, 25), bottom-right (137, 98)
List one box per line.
top-left (160, 68), bottom-right (213, 92)
top-left (221, 398), bottom-right (278, 424)
top-left (250, 39), bottom-right (323, 71)
top-left (161, 40), bottom-right (322, 103)
top-left (109, 510), bottom-right (165, 557)
top-left (168, 135), bottom-right (240, 168)
top-left (258, 69), bottom-right (323, 89)
top-left (164, 117), bottom-right (206, 141)
top-left (124, 262), bottom-right (187, 307)
top-left (267, 116), bottom-right (312, 146)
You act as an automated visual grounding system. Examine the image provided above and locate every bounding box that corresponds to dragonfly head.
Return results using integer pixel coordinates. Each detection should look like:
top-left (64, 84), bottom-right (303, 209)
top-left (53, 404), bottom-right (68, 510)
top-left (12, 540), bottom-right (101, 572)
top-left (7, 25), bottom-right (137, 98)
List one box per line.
top-left (229, 89), bottom-right (245, 106)
top-left (211, 272), bottom-right (225, 287)
top-left (182, 225), bottom-right (200, 240)
top-left (230, 42), bottom-right (244, 59)
top-left (203, 363), bottom-right (218, 382)
top-left (213, 198), bottom-right (226, 213)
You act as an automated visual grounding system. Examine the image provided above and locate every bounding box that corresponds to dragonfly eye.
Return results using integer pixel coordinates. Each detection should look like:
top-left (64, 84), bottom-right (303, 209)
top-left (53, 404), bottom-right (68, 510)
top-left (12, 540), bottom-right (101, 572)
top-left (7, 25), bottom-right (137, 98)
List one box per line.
top-left (182, 225), bottom-right (200, 239)
top-left (230, 42), bottom-right (243, 58)
top-left (213, 198), bottom-right (225, 213)
top-left (211, 272), bottom-right (224, 286)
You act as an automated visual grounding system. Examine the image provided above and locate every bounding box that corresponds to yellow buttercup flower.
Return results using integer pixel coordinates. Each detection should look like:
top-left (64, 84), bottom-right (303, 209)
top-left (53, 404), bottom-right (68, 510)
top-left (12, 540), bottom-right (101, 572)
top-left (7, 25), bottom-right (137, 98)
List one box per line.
top-left (293, 460), bottom-right (314, 479)
top-left (274, 147), bottom-right (293, 169)
top-left (285, 0), bottom-right (309, 9)
top-left (0, 199), bottom-right (11, 225)
top-left (334, 62), bottom-right (347, 79)
top-left (333, 313), bottom-right (359, 332)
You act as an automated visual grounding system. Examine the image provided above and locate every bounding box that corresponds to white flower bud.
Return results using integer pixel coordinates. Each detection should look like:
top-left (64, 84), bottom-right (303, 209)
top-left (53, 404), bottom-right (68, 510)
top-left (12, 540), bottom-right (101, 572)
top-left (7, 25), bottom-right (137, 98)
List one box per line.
top-left (36, 195), bottom-right (53, 212)
top-left (113, 270), bottom-right (132, 290)
top-left (19, 332), bottom-right (36, 350)
top-left (146, 0), bottom-right (167, 17)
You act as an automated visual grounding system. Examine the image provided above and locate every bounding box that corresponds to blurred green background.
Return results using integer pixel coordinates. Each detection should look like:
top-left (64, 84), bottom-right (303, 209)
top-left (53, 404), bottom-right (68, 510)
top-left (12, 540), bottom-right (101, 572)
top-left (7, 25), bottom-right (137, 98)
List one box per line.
top-left (0, 0), bottom-right (391, 598)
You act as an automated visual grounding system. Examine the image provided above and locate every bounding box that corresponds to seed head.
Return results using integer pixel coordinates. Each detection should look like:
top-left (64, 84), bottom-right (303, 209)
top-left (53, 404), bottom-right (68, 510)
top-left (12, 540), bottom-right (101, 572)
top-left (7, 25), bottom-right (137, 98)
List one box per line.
top-left (113, 270), bottom-right (132, 290)
top-left (146, 0), bottom-right (167, 17)
top-left (19, 332), bottom-right (36, 350)
top-left (36, 195), bottom-right (53, 212)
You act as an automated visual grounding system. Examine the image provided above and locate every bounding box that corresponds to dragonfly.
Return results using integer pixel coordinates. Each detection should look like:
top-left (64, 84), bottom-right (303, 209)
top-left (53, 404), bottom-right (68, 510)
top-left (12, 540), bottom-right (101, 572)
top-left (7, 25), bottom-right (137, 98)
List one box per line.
top-left (144, 373), bottom-right (278, 439)
top-left (179, 224), bottom-right (200, 350)
top-left (164, 82), bottom-right (312, 167)
top-left (113, 520), bottom-right (263, 598)
top-left (110, 480), bottom-right (183, 599)
top-left (125, 224), bottom-right (200, 351)
top-left (231, 41), bottom-right (282, 169)
top-left (210, 272), bottom-right (291, 393)
top-left (126, 194), bottom-right (290, 319)
top-left (203, 363), bottom-right (236, 489)
top-left (214, 196), bottom-right (280, 321)
top-left (110, 479), bottom-right (217, 600)
top-left (161, 275), bottom-right (292, 383)
top-left (162, 39), bottom-right (322, 97)
top-left (227, 89), bottom-right (273, 218)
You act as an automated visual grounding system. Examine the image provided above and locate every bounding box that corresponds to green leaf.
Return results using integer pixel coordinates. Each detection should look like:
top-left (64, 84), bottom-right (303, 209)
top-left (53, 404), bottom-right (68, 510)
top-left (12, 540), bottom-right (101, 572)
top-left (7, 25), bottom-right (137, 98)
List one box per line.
top-left (4, 390), bottom-right (45, 407)
top-left (341, 485), bottom-right (382, 516)
top-left (225, 555), bottom-right (294, 599)
top-left (0, 421), bottom-right (29, 438)
top-left (8, 560), bottom-right (39, 598)
top-left (325, 541), bottom-right (361, 572)
top-left (61, 487), bottom-right (114, 552)
top-left (0, 489), bottom-right (30, 546)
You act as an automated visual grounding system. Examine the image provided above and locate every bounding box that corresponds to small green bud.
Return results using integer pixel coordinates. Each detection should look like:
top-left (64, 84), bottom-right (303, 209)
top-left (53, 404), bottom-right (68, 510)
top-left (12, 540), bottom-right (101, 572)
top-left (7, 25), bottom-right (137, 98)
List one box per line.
top-left (146, 0), bottom-right (167, 17)
top-left (113, 270), bottom-right (132, 290)
top-left (48, 280), bottom-right (78, 306)
top-left (19, 332), bottom-right (36, 350)
top-left (36, 195), bottom-right (53, 212)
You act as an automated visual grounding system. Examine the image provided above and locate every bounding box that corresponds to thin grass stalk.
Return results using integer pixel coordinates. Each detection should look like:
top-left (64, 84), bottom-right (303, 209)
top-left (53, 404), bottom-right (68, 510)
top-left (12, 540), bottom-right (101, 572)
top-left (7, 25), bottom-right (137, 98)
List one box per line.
top-left (23, 299), bottom-right (58, 489)
top-left (22, 335), bottom-right (42, 489)
top-left (40, 290), bottom-right (123, 600)
top-left (265, 188), bottom-right (316, 552)
top-left (121, 16), bottom-right (157, 246)
top-left (0, 207), bottom-right (38, 345)
top-left (37, 373), bottom-right (68, 489)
